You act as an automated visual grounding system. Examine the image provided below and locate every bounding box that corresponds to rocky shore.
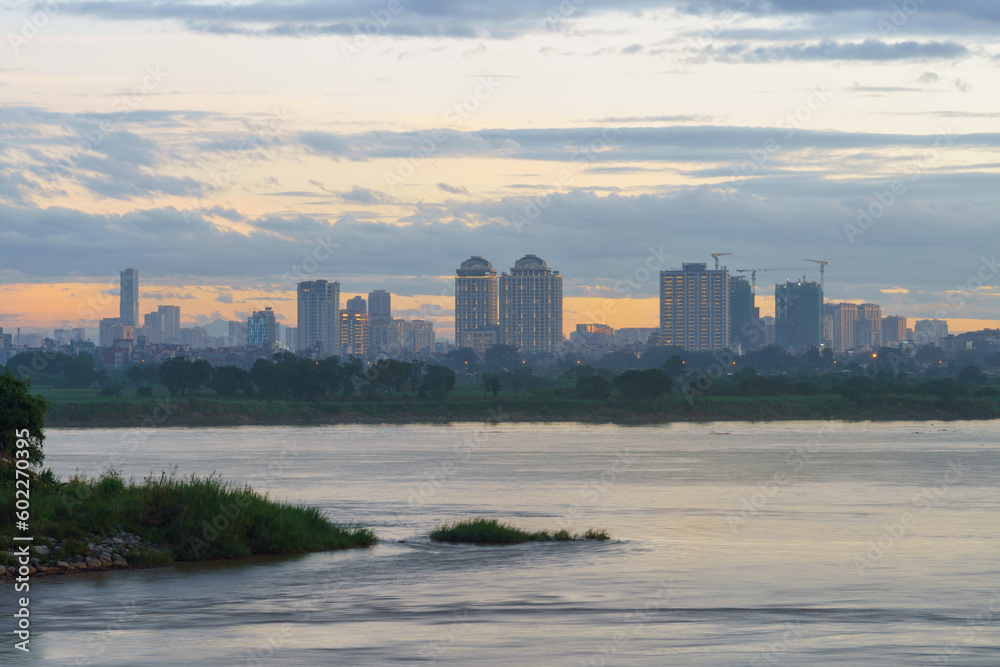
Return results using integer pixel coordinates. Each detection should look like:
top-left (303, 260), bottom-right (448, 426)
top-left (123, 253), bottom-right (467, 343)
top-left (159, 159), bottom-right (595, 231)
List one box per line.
top-left (2, 529), bottom-right (169, 581)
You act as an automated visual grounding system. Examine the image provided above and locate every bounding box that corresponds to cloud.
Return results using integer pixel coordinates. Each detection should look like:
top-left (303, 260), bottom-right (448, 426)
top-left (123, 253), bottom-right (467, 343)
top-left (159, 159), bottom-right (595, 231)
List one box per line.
top-left (216, 293), bottom-right (234, 303)
top-left (708, 39), bottom-right (969, 63)
top-left (437, 182), bottom-right (470, 195)
top-left (880, 287), bottom-right (910, 294)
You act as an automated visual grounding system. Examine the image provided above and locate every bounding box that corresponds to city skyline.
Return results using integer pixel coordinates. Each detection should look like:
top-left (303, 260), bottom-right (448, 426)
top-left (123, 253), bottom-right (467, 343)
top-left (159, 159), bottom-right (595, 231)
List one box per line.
top-left (2, 2), bottom-right (999, 336)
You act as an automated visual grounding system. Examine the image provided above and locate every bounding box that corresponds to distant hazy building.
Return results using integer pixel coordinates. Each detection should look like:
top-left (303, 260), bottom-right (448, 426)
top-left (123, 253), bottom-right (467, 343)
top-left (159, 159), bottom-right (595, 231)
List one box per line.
top-left (119, 268), bottom-right (139, 327)
top-left (882, 315), bottom-right (907, 346)
top-left (229, 320), bottom-right (249, 347)
top-left (616, 327), bottom-right (659, 348)
top-left (345, 296), bottom-right (366, 314)
top-left (71, 328), bottom-right (86, 343)
top-left (499, 255), bottom-right (563, 352)
top-left (574, 323), bottom-right (614, 348)
top-left (729, 276), bottom-right (756, 352)
top-left (824, 303), bottom-right (858, 354)
top-left (247, 307), bottom-right (277, 349)
top-left (142, 311), bottom-right (163, 344)
top-left (99, 317), bottom-right (133, 348)
top-left (854, 303), bottom-right (882, 351)
top-left (158, 305), bottom-right (180, 342)
top-left (659, 262), bottom-right (730, 351)
top-left (455, 256), bottom-right (499, 349)
top-left (371, 318), bottom-right (404, 355)
top-left (403, 319), bottom-right (435, 354)
top-left (775, 280), bottom-right (823, 351)
top-left (368, 290), bottom-right (391, 319)
top-left (915, 319), bottom-right (948, 347)
top-left (340, 310), bottom-right (370, 356)
top-left (296, 280), bottom-right (340, 357)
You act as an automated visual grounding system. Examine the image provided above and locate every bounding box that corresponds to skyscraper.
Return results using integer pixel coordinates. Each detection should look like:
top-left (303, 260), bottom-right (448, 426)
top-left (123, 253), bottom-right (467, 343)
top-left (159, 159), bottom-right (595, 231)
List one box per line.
top-left (728, 275), bottom-right (756, 352)
top-left (143, 311), bottom-right (164, 344)
top-left (854, 303), bottom-right (882, 351)
top-left (659, 262), bottom-right (730, 351)
top-left (775, 280), bottom-right (823, 351)
top-left (882, 315), bottom-right (907, 345)
top-left (914, 319), bottom-right (948, 347)
top-left (346, 296), bottom-right (367, 314)
top-left (247, 307), bottom-right (277, 349)
top-left (296, 280), bottom-right (340, 356)
top-left (455, 256), bottom-right (499, 349)
top-left (119, 268), bottom-right (139, 327)
top-left (158, 305), bottom-right (180, 342)
top-left (824, 302), bottom-right (858, 354)
top-left (499, 254), bottom-right (563, 352)
top-left (340, 309), bottom-right (370, 356)
top-left (368, 290), bottom-right (391, 319)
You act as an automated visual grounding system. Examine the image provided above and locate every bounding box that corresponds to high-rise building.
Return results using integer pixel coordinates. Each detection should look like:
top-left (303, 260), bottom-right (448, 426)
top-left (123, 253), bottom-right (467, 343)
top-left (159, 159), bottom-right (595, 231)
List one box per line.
top-left (229, 320), bottom-right (248, 347)
top-left (119, 268), bottom-right (139, 327)
top-left (296, 280), bottom-right (340, 356)
top-left (403, 319), bottom-right (435, 354)
top-left (371, 317), bottom-right (404, 356)
top-left (455, 256), bottom-right (499, 349)
top-left (346, 296), bottom-right (367, 314)
top-left (914, 319), bottom-right (948, 347)
top-left (882, 315), bottom-right (907, 345)
top-left (143, 311), bottom-right (163, 344)
top-left (247, 307), bottom-right (277, 349)
top-left (499, 254), bottom-right (563, 352)
top-left (854, 303), bottom-right (882, 351)
top-left (158, 305), bottom-right (180, 342)
top-left (659, 262), bottom-right (730, 351)
top-left (728, 276), bottom-right (756, 352)
top-left (340, 310), bottom-right (370, 356)
top-left (99, 317), bottom-right (133, 348)
top-left (368, 290), bottom-right (391, 319)
top-left (824, 302), bottom-right (858, 354)
top-left (775, 280), bottom-right (823, 351)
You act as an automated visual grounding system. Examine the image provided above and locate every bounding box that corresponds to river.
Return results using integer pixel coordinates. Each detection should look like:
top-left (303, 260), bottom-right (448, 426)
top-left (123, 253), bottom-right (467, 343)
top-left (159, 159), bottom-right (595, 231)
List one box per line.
top-left (3, 421), bottom-right (998, 665)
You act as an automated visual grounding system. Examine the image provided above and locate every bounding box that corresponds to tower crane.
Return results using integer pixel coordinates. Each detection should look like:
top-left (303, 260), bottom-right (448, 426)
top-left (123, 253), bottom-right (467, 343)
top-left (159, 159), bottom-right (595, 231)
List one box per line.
top-left (736, 267), bottom-right (809, 294)
top-left (802, 259), bottom-right (829, 293)
top-left (711, 252), bottom-right (731, 270)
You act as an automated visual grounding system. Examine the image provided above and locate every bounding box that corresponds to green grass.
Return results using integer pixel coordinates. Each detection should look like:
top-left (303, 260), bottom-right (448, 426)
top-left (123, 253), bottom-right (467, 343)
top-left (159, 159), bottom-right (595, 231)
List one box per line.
top-left (428, 518), bottom-right (610, 545)
top-left (0, 468), bottom-right (377, 563)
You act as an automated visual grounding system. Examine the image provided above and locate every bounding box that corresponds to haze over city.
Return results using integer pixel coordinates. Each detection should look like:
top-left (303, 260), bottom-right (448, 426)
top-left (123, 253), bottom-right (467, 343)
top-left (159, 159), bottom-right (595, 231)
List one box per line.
top-left (2, 0), bottom-right (999, 339)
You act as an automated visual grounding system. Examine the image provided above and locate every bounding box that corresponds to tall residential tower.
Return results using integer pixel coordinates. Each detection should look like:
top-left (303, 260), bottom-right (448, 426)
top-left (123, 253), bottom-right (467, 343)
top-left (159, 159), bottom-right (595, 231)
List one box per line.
top-left (119, 268), bottom-right (139, 327)
top-left (455, 256), bottom-right (499, 350)
top-left (296, 280), bottom-right (340, 356)
top-left (659, 262), bottom-right (730, 351)
top-left (498, 255), bottom-right (563, 352)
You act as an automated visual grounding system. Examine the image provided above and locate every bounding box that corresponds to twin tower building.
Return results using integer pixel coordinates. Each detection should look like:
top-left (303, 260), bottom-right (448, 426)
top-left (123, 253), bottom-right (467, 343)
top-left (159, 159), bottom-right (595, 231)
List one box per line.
top-left (455, 255), bottom-right (563, 356)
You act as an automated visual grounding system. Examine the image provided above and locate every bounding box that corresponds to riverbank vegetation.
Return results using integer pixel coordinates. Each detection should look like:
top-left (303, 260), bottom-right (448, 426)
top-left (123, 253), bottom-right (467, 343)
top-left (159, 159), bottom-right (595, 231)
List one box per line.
top-left (0, 373), bottom-right (376, 573)
top-left (429, 518), bottom-right (610, 545)
top-left (8, 344), bottom-right (1000, 427)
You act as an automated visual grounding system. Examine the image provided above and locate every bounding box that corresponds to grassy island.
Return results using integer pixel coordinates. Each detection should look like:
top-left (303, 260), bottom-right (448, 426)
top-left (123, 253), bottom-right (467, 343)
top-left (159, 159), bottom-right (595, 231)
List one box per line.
top-left (1, 372), bottom-right (376, 578)
top-left (429, 518), bottom-right (610, 545)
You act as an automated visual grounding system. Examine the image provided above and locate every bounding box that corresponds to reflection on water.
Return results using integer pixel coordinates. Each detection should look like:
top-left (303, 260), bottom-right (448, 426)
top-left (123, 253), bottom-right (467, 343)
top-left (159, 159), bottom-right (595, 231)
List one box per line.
top-left (3, 421), bottom-right (998, 665)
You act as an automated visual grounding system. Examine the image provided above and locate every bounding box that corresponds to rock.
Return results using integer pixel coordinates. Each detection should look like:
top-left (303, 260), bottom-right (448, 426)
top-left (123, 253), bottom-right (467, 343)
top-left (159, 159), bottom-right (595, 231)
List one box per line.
top-left (73, 555), bottom-right (85, 563)
top-left (57, 561), bottom-right (71, 570)
top-left (112, 554), bottom-right (127, 567)
top-left (33, 545), bottom-right (50, 557)
top-left (75, 560), bottom-right (88, 570)
top-left (100, 556), bottom-right (112, 568)
top-left (85, 557), bottom-right (103, 570)
top-left (112, 537), bottom-right (124, 544)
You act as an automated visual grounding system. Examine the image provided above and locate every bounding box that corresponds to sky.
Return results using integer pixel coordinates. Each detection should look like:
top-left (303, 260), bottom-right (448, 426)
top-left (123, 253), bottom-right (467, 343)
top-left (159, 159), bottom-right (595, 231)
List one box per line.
top-left (1, 0), bottom-right (999, 340)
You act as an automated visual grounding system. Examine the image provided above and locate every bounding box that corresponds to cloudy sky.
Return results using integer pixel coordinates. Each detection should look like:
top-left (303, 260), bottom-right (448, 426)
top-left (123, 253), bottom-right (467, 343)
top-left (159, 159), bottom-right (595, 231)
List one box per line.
top-left (2, 0), bottom-right (999, 339)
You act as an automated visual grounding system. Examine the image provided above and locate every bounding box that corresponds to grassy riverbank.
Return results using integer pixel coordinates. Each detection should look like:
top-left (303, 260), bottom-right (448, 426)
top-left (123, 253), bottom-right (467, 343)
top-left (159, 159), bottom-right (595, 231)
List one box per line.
top-left (1, 469), bottom-right (376, 568)
top-left (429, 518), bottom-right (610, 545)
top-left (36, 387), bottom-right (1000, 427)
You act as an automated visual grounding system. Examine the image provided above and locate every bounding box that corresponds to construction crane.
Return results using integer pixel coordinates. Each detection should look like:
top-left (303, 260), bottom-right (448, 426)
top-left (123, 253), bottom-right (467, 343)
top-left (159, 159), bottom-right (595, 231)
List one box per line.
top-left (736, 267), bottom-right (809, 294)
top-left (802, 259), bottom-right (829, 292)
top-left (711, 252), bottom-right (731, 270)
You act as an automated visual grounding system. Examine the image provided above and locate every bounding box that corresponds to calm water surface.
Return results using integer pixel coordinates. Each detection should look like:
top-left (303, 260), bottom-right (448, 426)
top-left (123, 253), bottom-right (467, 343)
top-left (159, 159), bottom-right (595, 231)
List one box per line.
top-left (3, 421), bottom-right (998, 665)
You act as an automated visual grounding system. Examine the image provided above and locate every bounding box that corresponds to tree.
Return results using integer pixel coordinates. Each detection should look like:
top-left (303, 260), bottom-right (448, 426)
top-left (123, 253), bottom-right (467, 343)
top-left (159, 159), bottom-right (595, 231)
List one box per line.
top-left (613, 369), bottom-right (673, 400)
top-left (208, 366), bottom-right (254, 397)
top-left (0, 372), bottom-right (49, 467)
top-left (957, 365), bottom-right (985, 385)
top-left (482, 372), bottom-right (501, 398)
top-left (421, 364), bottom-right (456, 397)
top-left (484, 344), bottom-right (521, 371)
top-left (576, 375), bottom-right (612, 400)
